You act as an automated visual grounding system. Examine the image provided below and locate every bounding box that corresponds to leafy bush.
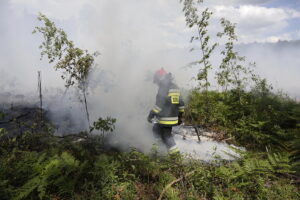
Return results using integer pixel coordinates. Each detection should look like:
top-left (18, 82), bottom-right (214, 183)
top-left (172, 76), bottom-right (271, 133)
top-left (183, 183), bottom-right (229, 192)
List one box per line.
top-left (186, 85), bottom-right (300, 150)
top-left (0, 133), bottom-right (299, 199)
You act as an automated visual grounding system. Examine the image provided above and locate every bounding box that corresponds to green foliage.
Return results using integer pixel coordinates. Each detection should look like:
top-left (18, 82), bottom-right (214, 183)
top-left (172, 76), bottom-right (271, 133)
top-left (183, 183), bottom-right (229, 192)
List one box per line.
top-left (186, 85), bottom-right (300, 150)
top-left (186, 79), bottom-right (300, 178)
top-left (186, 90), bottom-right (229, 127)
top-left (182, 0), bottom-right (220, 124)
top-left (90, 117), bottom-right (116, 134)
top-left (290, 133), bottom-right (300, 174)
top-left (180, 2), bottom-right (274, 150)
top-left (182, 0), bottom-right (217, 118)
top-left (182, 1), bottom-right (258, 93)
top-left (0, 131), bottom-right (53, 154)
top-left (181, 0), bottom-right (260, 126)
top-left (33, 13), bottom-right (98, 89)
top-left (0, 133), bottom-right (299, 199)
top-left (180, 2), bottom-right (299, 159)
top-left (184, 6), bottom-right (217, 91)
top-left (217, 18), bottom-right (258, 92)
top-left (33, 13), bottom-right (99, 126)
top-left (188, 152), bottom-right (299, 200)
top-left (0, 128), bottom-right (7, 136)
top-left (13, 152), bottom-right (80, 200)
top-left (0, 3), bottom-right (297, 200)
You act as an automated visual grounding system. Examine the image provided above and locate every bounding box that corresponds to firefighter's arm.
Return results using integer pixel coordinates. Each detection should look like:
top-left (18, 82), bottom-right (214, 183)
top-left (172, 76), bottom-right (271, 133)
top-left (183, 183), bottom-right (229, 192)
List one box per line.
top-left (147, 110), bottom-right (156, 123)
top-left (148, 94), bottom-right (164, 123)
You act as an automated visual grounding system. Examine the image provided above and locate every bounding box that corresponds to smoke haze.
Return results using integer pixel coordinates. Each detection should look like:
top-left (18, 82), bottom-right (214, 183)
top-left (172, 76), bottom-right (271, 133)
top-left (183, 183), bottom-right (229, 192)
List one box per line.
top-left (1, 0), bottom-right (300, 153)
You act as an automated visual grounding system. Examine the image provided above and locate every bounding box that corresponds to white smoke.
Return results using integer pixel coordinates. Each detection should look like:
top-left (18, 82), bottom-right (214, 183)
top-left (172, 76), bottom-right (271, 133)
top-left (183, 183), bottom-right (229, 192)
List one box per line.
top-left (175, 135), bottom-right (242, 161)
top-left (237, 41), bottom-right (300, 100)
top-left (0, 0), bottom-right (299, 157)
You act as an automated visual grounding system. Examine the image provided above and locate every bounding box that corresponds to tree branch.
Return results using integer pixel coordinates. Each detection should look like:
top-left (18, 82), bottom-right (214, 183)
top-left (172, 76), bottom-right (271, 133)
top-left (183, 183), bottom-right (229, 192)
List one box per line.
top-left (158, 170), bottom-right (196, 200)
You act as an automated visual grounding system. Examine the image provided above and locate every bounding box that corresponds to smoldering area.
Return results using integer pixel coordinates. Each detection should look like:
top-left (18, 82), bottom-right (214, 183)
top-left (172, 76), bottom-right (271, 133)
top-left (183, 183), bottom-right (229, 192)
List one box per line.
top-left (1, 0), bottom-right (299, 162)
top-left (0, 87), bottom-right (243, 163)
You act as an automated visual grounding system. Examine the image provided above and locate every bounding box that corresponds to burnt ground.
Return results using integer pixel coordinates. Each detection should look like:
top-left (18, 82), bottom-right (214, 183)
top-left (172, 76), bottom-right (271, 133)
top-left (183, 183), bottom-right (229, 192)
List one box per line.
top-left (0, 104), bottom-right (51, 137)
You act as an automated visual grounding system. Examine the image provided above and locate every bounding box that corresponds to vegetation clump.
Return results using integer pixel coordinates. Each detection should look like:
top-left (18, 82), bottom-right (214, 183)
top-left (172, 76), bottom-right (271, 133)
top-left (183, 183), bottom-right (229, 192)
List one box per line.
top-left (180, 1), bottom-right (300, 177)
top-left (0, 132), bottom-right (299, 199)
top-left (0, 1), bottom-right (299, 199)
top-left (33, 13), bottom-right (99, 127)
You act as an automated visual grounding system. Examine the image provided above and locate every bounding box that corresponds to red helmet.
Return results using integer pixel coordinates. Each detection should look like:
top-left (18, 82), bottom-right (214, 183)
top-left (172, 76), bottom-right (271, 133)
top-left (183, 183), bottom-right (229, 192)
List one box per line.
top-left (153, 68), bottom-right (167, 83)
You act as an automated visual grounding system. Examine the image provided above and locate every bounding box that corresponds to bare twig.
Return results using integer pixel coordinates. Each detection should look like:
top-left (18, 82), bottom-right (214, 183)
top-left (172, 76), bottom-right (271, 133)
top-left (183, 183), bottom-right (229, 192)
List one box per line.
top-left (53, 134), bottom-right (88, 139)
top-left (37, 71), bottom-right (43, 122)
top-left (158, 170), bottom-right (196, 200)
top-left (82, 87), bottom-right (90, 127)
top-left (194, 126), bottom-right (201, 142)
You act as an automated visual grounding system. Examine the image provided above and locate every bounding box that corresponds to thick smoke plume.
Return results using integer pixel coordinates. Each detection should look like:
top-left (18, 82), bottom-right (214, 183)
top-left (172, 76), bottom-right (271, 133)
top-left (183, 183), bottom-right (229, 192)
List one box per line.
top-left (1, 0), bottom-right (299, 156)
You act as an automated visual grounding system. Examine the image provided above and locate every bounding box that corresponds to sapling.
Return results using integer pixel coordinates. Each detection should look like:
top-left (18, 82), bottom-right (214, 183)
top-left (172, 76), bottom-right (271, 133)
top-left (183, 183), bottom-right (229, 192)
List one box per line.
top-left (33, 13), bottom-right (99, 127)
top-left (90, 117), bottom-right (116, 139)
top-left (181, 0), bottom-right (217, 122)
top-left (217, 18), bottom-right (258, 93)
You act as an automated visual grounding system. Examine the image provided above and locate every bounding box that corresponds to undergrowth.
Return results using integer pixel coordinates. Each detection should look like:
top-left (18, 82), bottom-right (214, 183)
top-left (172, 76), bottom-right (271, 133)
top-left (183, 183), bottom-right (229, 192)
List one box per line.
top-left (0, 131), bottom-right (299, 200)
top-left (0, 2), bottom-right (299, 199)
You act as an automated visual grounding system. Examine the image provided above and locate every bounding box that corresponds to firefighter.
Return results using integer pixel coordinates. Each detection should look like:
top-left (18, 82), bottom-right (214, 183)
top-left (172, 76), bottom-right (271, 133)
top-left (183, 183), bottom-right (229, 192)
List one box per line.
top-left (147, 68), bottom-right (185, 154)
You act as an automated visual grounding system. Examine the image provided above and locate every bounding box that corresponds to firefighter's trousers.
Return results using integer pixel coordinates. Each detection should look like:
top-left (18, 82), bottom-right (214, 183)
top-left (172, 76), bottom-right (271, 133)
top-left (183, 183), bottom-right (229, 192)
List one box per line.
top-left (152, 124), bottom-right (176, 149)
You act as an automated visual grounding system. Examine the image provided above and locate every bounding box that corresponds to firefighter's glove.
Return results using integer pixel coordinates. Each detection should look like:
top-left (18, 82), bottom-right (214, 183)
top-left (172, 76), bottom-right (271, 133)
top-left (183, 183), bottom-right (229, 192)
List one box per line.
top-left (147, 116), bottom-right (153, 123)
top-left (147, 111), bottom-right (155, 123)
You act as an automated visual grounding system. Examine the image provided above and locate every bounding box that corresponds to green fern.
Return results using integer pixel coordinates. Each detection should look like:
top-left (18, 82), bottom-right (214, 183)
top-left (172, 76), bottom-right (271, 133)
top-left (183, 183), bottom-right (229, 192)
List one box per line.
top-left (14, 176), bottom-right (41, 200)
top-left (290, 135), bottom-right (300, 174)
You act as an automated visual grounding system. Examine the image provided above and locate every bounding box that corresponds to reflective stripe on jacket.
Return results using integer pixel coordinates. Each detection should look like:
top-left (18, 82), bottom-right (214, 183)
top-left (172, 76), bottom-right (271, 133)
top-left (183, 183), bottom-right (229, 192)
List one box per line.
top-left (152, 77), bottom-right (184, 126)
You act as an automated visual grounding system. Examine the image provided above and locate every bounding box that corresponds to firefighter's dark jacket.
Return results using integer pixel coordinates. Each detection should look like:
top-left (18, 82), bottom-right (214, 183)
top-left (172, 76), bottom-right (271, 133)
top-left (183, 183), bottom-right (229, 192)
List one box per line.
top-left (148, 74), bottom-right (185, 126)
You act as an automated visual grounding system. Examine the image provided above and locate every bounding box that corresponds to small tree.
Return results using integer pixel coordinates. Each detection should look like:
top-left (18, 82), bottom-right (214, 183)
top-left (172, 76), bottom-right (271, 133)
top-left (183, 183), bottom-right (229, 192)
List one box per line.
top-left (216, 18), bottom-right (258, 93)
top-left (182, 1), bottom-right (217, 92)
top-left (181, 0), bottom-right (217, 122)
top-left (33, 13), bottom-right (99, 127)
top-left (90, 117), bottom-right (116, 140)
